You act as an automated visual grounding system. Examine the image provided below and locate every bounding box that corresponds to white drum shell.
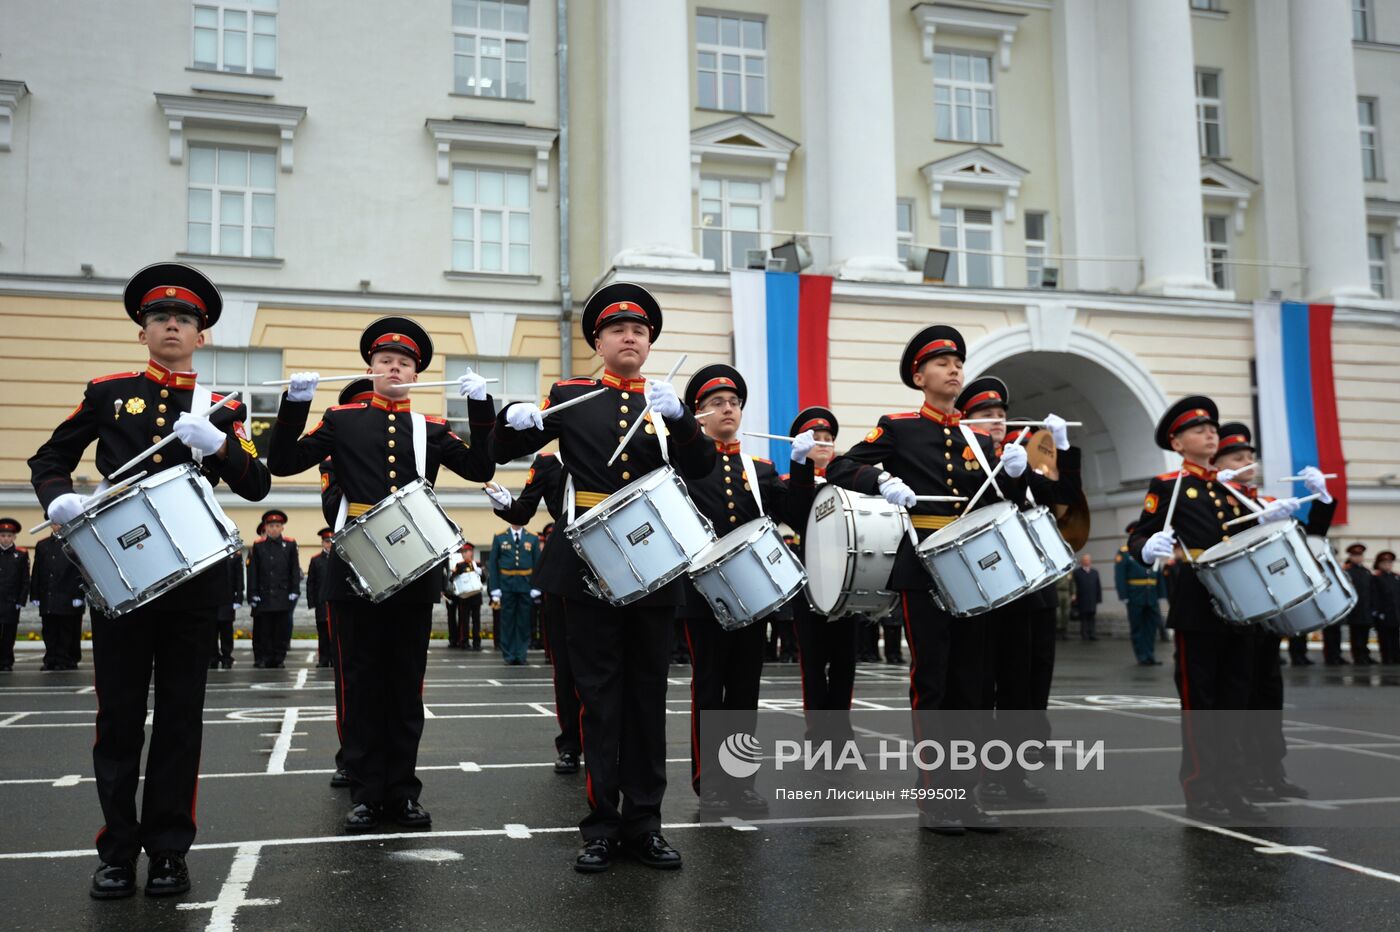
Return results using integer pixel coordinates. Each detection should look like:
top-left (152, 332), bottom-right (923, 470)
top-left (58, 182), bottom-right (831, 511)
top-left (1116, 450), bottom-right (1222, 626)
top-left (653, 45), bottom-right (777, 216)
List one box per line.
top-left (564, 466), bottom-right (715, 606)
top-left (802, 484), bottom-right (904, 620)
top-left (917, 501), bottom-right (1054, 617)
top-left (59, 463), bottom-right (242, 617)
top-left (1196, 522), bottom-right (1327, 625)
top-left (452, 570), bottom-right (483, 598)
top-left (1261, 536), bottom-right (1357, 636)
top-left (689, 517), bottom-right (807, 630)
top-left (334, 480), bottom-right (465, 603)
top-left (1022, 505), bottom-right (1075, 592)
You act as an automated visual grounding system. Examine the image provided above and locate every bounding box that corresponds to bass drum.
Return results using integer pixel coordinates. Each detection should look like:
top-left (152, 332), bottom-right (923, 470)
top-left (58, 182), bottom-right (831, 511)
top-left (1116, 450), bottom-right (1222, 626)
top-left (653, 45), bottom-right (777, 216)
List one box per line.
top-left (803, 484), bottom-right (906, 620)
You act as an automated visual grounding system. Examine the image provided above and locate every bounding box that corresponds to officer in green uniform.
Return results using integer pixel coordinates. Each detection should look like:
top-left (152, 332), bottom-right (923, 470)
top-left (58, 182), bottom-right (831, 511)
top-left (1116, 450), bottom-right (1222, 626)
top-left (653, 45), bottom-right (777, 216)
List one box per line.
top-left (1115, 521), bottom-right (1166, 665)
top-left (488, 523), bottom-right (539, 665)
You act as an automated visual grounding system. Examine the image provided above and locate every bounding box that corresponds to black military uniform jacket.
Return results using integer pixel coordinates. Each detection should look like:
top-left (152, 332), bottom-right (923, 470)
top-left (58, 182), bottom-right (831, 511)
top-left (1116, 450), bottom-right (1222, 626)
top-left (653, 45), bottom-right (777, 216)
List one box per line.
top-left (1013, 438), bottom-right (1084, 612)
top-left (32, 535), bottom-right (83, 616)
top-left (491, 371), bottom-right (716, 606)
top-left (217, 552), bottom-right (244, 623)
top-left (677, 439), bottom-right (814, 618)
top-left (824, 403), bottom-right (1023, 591)
top-left (247, 536), bottom-right (301, 612)
top-left (306, 550), bottom-right (329, 610)
top-left (494, 452), bottom-right (568, 596)
top-left (268, 393), bottom-right (497, 603)
top-left (28, 361), bottom-right (271, 609)
top-left (0, 545), bottom-right (30, 620)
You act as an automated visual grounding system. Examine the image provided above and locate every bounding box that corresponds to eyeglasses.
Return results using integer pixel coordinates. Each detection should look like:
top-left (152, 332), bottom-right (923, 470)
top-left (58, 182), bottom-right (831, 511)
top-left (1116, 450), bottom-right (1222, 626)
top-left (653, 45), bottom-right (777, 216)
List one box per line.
top-left (144, 311), bottom-right (201, 328)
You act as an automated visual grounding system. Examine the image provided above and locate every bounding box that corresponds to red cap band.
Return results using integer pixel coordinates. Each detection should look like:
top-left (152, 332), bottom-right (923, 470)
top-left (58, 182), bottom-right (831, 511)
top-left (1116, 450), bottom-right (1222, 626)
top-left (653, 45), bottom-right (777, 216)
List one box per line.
top-left (1220, 434), bottom-right (1249, 448)
top-left (595, 301), bottom-right (649, 330)
top-left (798, 417), bottom-right (832, 434)
top-left (963, 390), bottom-right (1004, 412)
top-left (1170, 407), bottom-right (1212, 436)
top-left (912, 338), bottom-right (958, 373)
top-left (697, 377), bottom-right (737, 399)
top-left (140, 286), bottom-right (207, 314)
top-left (371, 333), bottom-right (421, 358)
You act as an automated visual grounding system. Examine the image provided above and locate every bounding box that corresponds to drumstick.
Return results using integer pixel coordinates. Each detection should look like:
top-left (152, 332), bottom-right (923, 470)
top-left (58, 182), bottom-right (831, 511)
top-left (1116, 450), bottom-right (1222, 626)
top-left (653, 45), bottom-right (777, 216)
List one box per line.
top-left (912, 495), bottom-right (968, 502)
top-left (1277, 472), bottom-right (1337, 482)
top-left (1222, 493), bottom-right (1324, 528)
top-left (27, 471), bottom-right (150, 535)
top-left (963, 426), bottom-right (1033, 512)
top-left (1218, 478), bottom-right (1265, 514)
top-left (261, 373), bottom-right (388, 386)
top-left (1155, 469), bottom-right (1186, 570)
top-left (539, 388), bottom-right (608, 418)
top-left (606, 354), bottom-right (687, 467)
top-left (961, 418), bottom-right (1084, 427)
top-left (391, 378), bottom-right (500, 390)
top-left (742, 431), bottom-right (835, 447)
top-left (108, 391), bottom-right (241, 481)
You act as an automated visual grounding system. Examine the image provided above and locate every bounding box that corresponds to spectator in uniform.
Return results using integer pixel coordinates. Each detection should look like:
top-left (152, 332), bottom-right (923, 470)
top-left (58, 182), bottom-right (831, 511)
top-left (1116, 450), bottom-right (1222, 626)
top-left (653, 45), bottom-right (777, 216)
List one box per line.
top-left (33, 525), bottom-right (85, 670)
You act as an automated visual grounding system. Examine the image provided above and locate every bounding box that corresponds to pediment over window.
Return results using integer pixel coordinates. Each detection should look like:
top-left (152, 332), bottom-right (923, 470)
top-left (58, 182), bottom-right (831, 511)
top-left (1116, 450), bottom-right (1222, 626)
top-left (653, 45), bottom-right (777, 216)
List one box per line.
top-left (1200, 159), bottom-right (1258, 233)
top-left (426, 118), bottom-right (558, 189)
top-left (156, 92), bottom-right (307, 172)
top-left (691, 116), bottom-right (799, 199)
top-left (0, 80), bottom-right (28, 152)
top-left (911, 3), bottom-right (1025, 70)
top-left (919, 147), bottom-right (1028, 221)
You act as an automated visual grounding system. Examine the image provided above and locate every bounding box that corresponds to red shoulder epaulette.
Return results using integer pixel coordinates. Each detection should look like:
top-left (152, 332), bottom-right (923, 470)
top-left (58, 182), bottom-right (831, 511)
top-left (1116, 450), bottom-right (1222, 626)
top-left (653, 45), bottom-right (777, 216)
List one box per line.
top-left (254, 536), bottom-right (267, 543)
top-left (887, 411), bottom-right (920, 420)
top-left (282, 536), bottom-right (296, 542)
top-left (556, 378), bottom-right (596, 387)
top-left (425, 415), bottom-right (448, 425)
top-left (329, 403), bottom-right (367, 412)
top-left (15, 546), bottom-right (26, 554)
top-left (1155, 470), bottom-right (1182, 481)
top-left (779, 473), bottom-right (791, 482)
top-left (91, 371), bottom-right (140, 385)
top-left (753, 456), bottom-right (772, 465)
top-left (211, 393), bottom-right (245, 408)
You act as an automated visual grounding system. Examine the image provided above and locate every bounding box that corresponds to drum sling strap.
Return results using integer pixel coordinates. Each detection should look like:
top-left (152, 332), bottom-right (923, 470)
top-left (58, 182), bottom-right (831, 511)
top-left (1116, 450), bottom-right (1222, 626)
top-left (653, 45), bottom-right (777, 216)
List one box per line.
top-left (333, 411), bottom-right (428, 533)
top-left (563, 410), bottom-right (670, 526)
top-left (739, 452), bottom-right (764, 515)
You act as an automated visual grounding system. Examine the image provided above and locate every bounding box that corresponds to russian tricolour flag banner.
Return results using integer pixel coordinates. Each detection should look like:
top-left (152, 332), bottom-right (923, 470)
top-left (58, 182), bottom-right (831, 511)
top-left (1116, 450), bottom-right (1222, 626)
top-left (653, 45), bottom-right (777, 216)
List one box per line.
top-left (1252, 301), bottom-right (1347, 524)
top-left (729, 270), bottom-right (834, 461)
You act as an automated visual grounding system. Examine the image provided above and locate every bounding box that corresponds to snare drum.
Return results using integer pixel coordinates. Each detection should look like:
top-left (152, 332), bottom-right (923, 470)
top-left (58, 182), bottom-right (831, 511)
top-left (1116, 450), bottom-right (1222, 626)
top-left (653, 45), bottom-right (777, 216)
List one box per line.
top-left (451, 568), bottom-right (483, 598)
top-left (58, 463), bottom-right (242, 616)
top-left (802, 484), bottom-right (905, 620)
top-left (1195, 521), bottom-right (1328, 625)
top-left (916, 501), bottom-right (1056, 617)
top-left (1261, 536), bottom-right (1356, 636)
top-left (564, 466), bottom-right (715, 605)
top-left (689, 517), bottom-right (807, 630)
top-left (333, 479), bottom-right (464, 603)
top-left (1021, 505), bottom-right (1075, 592)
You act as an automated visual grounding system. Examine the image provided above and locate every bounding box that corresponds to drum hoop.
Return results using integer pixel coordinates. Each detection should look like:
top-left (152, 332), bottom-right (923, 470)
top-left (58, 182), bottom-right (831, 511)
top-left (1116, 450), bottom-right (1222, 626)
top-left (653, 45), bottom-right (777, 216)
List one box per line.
top-left (807, 486), bottom-right (866, 616)
top-left (691, 517), bottom-right (775, 572)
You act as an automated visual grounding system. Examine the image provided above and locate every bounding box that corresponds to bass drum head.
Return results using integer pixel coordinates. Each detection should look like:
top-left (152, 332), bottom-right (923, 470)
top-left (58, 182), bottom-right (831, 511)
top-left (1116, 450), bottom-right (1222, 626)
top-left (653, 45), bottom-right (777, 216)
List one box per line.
top-left (804, 485), bottom-right (854, 614)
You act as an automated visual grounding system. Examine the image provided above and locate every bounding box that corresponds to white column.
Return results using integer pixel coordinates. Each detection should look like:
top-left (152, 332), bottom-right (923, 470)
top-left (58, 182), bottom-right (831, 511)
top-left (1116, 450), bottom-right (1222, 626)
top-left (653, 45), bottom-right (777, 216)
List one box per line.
top-left (816, 0), bottom-right (917, 282)
top-left (1289, 0), bottom-right (1377, 304)
top-left (605, 0), bottom-right (712, 271)
top-left (1126, 0), bottom-right (1218, 296)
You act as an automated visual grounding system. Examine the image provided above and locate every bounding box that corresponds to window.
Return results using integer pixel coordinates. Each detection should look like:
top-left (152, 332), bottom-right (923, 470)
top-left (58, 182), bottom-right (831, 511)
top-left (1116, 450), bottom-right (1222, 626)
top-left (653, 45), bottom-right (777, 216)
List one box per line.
top-left (1369, 232), bottom-right (1389, 297)
top-left (453, 0), bottom-right (529, 99)
top-left (938, 207), bottom-right (996, 286)
top-left (192, 1), bottom-right (277, 75)
top-left (452, 166), bottom-right (531, 274)
top-left (1354, 0), bottom-right (1372, 41)
top-left (1204, 214), bottom-right (1230, 289)
top-left (933, 51), bottom-right (995, 143)
top-left (192, 348), bottom-right (282, 456)
top-left (896, 199), bottom-right (916, 263)
top-left (1360, 98), bottom-right (1382, 180)
top-left (446, 357), bottom-right (539, 461)
top-left (700, 176), bottom-right (767, 271)
top-left (1190, 0), bottom-right (1221, 10)
top-left (187, 145), bottom-right (276, 258)
top-left (696, 13), bottom-right (767, 113)
top-left (1025, 211), bottom-right (1048, 287)
top-left (1196, 69), bottom-right (1224, 157)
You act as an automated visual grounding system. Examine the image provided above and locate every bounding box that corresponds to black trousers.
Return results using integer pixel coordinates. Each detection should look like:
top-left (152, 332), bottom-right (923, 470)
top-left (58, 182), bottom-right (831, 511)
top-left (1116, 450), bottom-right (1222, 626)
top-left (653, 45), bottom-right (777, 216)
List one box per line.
top-left (315, 607), bottom-right (331, 662)
top-left (1288, 635), bottom-right (1309, 663)
top-left (882, 621), bottom-right (905, 661)
top-left (41, 613), bottom-right (83, 667)
top-left (328, 598), bottom-right (432, 806)
top-left (445, 597), bottom-right (482, 647)
top-left (563, 596), bottom-right (674, 842)
top-left (252, 610), bottom-right (291, 665)
top-left (1246, 630), bottom-right (1288, 782)
top-left (684, 612), bottom-right (766, 794)
top-left (1324, 621), bottom-right (1373, 662)
top-left (0, 618), bottom-right (16, 668)
top-left (1173, 628), bottom-right (1254, 805)
top-left (767, 615), bottom-right (797, 659)
top-left (91, 604), bottom-right (214, 863)
top-left (212, 618), bottom-right (234, 664)
top-left (1378, 626), bottom-right (1400, 664)
top-left (541, 595), bottom-right (580, 756)
top-left (792, 599), bottom-right (856, 740)
top-left (985, 602), bottom-right (1036, 780)
top-left (324, 601), bottom-right (345, 772)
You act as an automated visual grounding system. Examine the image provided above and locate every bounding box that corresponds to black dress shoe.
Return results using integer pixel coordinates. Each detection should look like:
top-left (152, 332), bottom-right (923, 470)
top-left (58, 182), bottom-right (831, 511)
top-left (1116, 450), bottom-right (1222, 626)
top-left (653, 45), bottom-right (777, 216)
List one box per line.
top-left (329, 768), bottom-right (352, 788)
top-left (220, 659), bottom-right (233, 669)
top-left (697, 789), bottom-right (732, 813)
top-left (1242, 780), bottom-right (1281, 802)
top-left (253, 660), bottom-right (266, 669)
top-left (625, 832), bottom-right (682, 869)
top-left (1267, 779), bottom-right (1310, 799)
top-left (918, 810), bottom-right (965, 835)
top-left (978, 781), bottom-right (1009, 801)
top-left (1221, 795), bottom-right (1267, 819)
top-left (732, 787), bottom-right (769, 814)
top-left (1184, 800), bottom-right (1233, 823)
top-left (575, 838), bottom-right (618, 873)
top-left (1294, 656), bottom-right (1315, 666)
top-left (963, 805), bottom-right (1002, 833)
top-left (394, 799), bottom-right (432, 829)
top-left (554, 752), bottom-right (580, 774)
top-left (90, 860), bottom-right (137, 899)
top-left (144, 852), bottom-right (190, 897)
top-left (317, 660), bottom-right (332, 668)
top-left (207, 659), bottom-right (218, 669)
top-left (344, 803), bottom-right (382, 833)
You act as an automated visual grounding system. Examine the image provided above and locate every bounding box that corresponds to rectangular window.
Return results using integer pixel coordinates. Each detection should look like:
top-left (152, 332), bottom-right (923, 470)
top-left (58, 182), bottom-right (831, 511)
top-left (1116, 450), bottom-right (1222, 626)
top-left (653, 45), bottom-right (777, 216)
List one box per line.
top-left (695, 12), bottom-right (767, 113)
top-left (451, 166), bottom-right (532, 274)
top-left (1204, 214), bottom-right (1231, 289)
top-left (896, 199), bottom-right (916, 263)
top-left (191, 347), bottom-right (283, 456)
top-left (192, 1), bottom-right (277, 75)
top-left (938, 207), bottom-right (997, 287)
top-left (1369, 232), bottom-right (1389, 298)
top-left (453, 0), bottom-right (529, 99)
top-left (1025, 211), bottom-right (1048, 288)
top-left (1360, 97), bottom-right (1382, 180)
top-left (1189, 0), bottom-right (1220, 10)
top-left (1354, 0), bottom-right (1372, 41)
top-left (933, 50), bottom-right (995, 143)
top-left (1196, 69), bottom-right (1224, 157)
top-left (700, 176), bottom-right (768, 272)
top-left (446, 357), bottom-right (539, 461)
top-left (187, 145), bottom-right (276, 258)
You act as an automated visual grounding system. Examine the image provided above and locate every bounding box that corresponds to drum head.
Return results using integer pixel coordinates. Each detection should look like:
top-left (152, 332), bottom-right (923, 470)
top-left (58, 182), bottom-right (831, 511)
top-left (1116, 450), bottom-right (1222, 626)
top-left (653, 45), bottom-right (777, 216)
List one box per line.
top-left (1198, 520), bottom-right (1285, 562)
top-left (692, 518), bottom-right (772, 571)
top-left (805, 485), bottom-right (854, 614)
top-left (571, 466), bottom-right (672, 527)
top-left (924, 500), bottom-right (1017, 548)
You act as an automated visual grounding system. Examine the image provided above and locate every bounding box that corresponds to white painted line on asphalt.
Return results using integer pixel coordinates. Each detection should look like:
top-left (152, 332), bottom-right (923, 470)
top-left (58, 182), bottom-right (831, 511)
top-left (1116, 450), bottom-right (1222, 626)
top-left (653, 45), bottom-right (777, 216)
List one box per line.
top-left (304, 651), bottom-right (316, 665)
top-left (526, 703), bottom-right (555, 716)
top-left (175, 842), bottom-right (280, 931)
top-left (51, 774), bottom-right (81, 787)
top-left (504, 824), bottom-right (531, 839)
top-left (1254, 845), bottom-right (1327, 855)
top-left (0, 713), bottom-right (27, 726)
top-left (721, 816), bottom-right (758, 832)
top-left (293, 668), bottom-right (308, 690)
top-left (458, 761), bottom-right (481, 772)
top-left (265, 708), bottom-right (300, 775)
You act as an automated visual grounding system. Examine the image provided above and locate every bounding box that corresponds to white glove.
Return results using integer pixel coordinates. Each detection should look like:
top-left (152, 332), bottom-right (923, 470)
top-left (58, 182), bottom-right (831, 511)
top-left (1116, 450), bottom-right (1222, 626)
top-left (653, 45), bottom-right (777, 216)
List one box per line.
top-left (505, 403), bottom-right (544, 432)
top-left (878, 474), bottom-right (917, 509)
top-left (484, 484), bottom-right (514, 509)
top-left (1259, 497), bottom-right (1302, 524)
top-left (13, 604), bottom-right (19, 611)
top-left (287, 371), bottom-right (320, 403)
top-left (1216, 467), bottom-right (1242, 484)
top-left (173, 413), bottom-right (225, 458)
top-left (29, 600), bottom-right (38, 607)
top-left (1000, 442), bottom-right (1028, 478)
top-left (790, 429), bottom-right (817, 466)
top-left (1142, 530), bottom-right (1177, 563)
top-left (490, 589), bottom-right (502, 601)
top-left (1300, 466), bottom-right (1333, 504)
top-left (251, 595), bottom-right (261, 604)
top-left (457, 368), bottom-right (488, 401)
top-left (47, 493), bottom-right (88, 526)
top-left (1045, 413), bottom-right (1070, 452)
top-left (645, 379), bottom-right (684, 420)
top-left (288, 593), bottom-right (298, 601)
top-left (530, 588), bottom-right (542, 600)
top-left (233, 603), bottom-right (241, 611)
top-left (71, 598), bottom-right (83, 608)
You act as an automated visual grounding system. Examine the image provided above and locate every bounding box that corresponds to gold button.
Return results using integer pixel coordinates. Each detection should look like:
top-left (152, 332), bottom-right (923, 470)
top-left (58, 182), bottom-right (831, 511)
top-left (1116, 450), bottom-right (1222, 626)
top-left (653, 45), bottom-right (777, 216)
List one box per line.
top-left (152, 435), bottom-right (161, 443)
top-left (722, 455), bottom-right (730, 462)
top-left (618, 420), bottom-right (628, 428)
top-left (724, 476), bottom-right (732, 484)
top-left (945, 452), bottom-right (952, 460)
top-left (944, 428), bottom-right (951, 435)
top-left (727, 502), bottom-right (735, 510)
top-left (946, 439), bottom-right (952, 447)
top-left (729, 516), bottom-right (738, 523)
top-left (726, 489), bottom-right (733, 497)
top-left (153, 453), bottom-right (163, 463)
top-left (390, 485), bottom-right (398, 492)
top-left (388, 440), bottom-right (396, 448)
top-left (389, 470), bottom-right (397, 479)
top-left (620, 392), bottom-right (630, 400)
top-left (388, 414), bottom-right (396, 422)
top-left (1217, 511), bottom-right (1224, 519)
top-left (160, 389), bottom-right (169, 398)
top-left (621, 453), bottom-right (629, 462)
top-left (724, 464), bottom-right (731, 472)
top-left (388, 455), bottom-right (396, 463)
top-left (156, 417), bottom-right (166, 427)
top-left (645, 424), bottom-right (655, 434)
top-left (1222, 534), bottom-right (1230, 541)
top-left (388, 426), bottom-right (396, 433)
top-left (953, 501), bottom-right (963, 509)
top-left (158, 404), bottom-right (167, 413)
top-left (621, 471), bottom-right (631, 480)
top-left (1206, 482), bottom-right (1214, 489)
top-left (619, 405), bottom-right (629, 414)
top-left (946, 464), bottom-right (954, 472)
